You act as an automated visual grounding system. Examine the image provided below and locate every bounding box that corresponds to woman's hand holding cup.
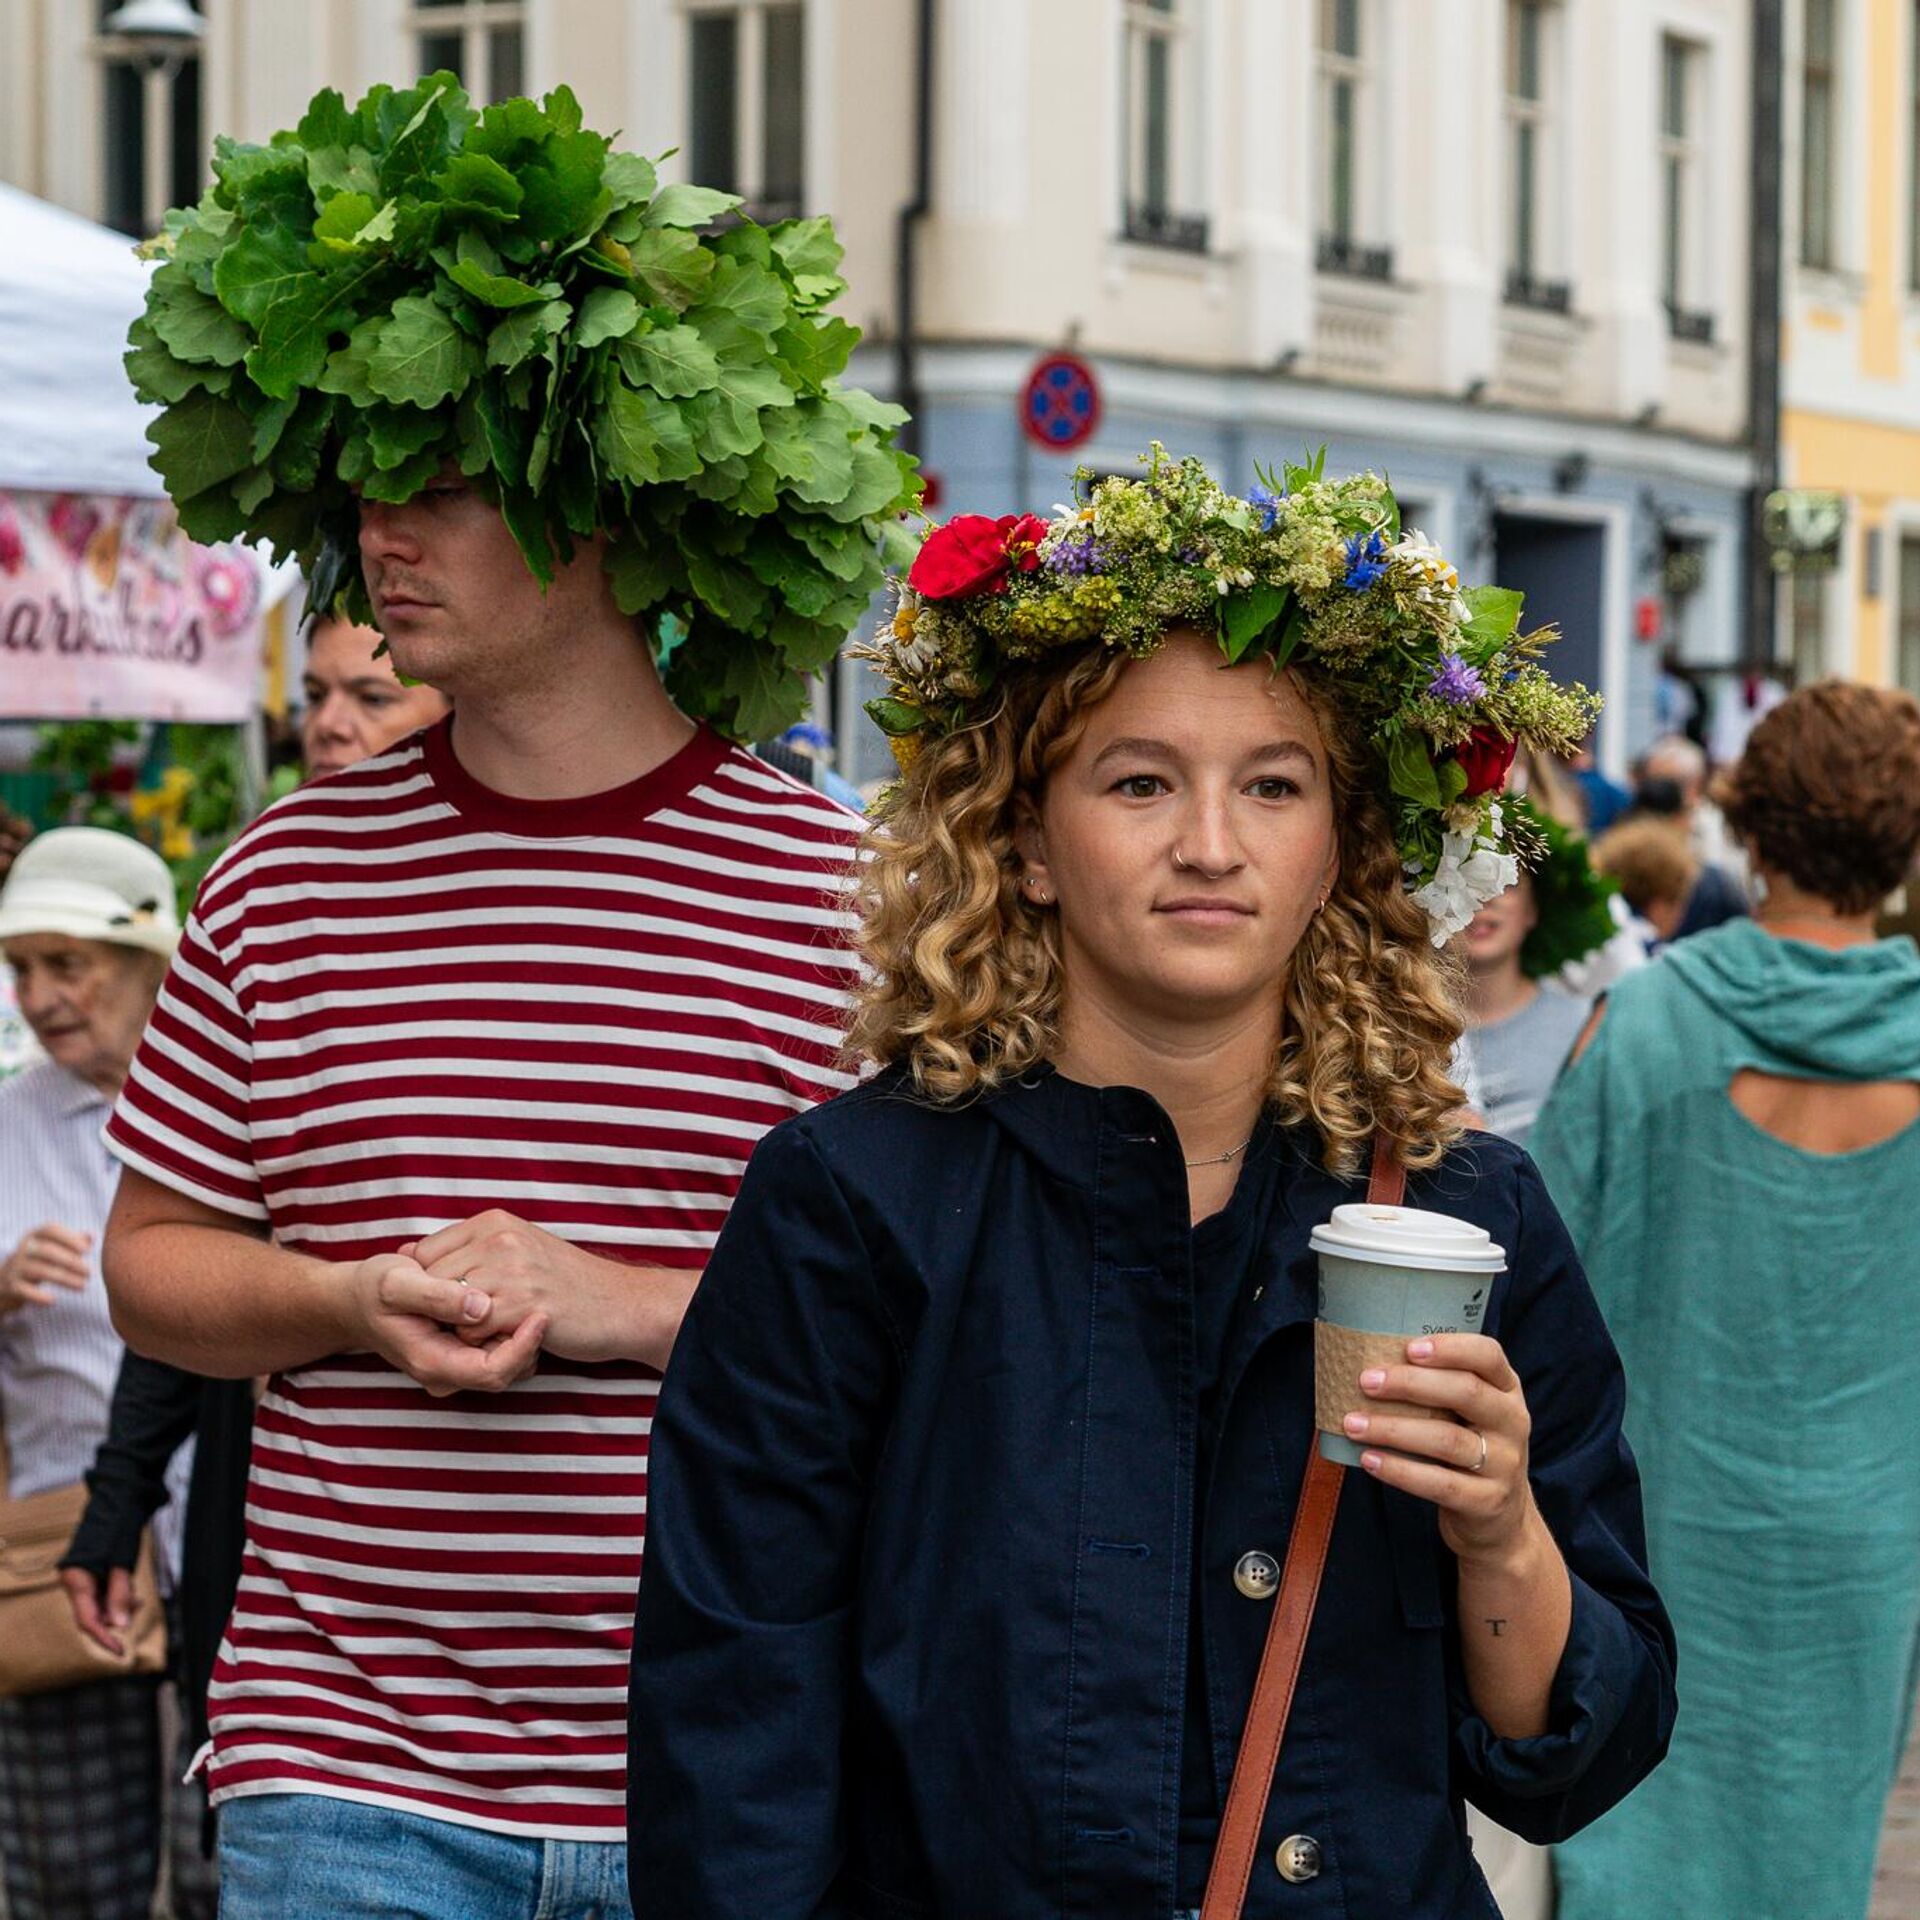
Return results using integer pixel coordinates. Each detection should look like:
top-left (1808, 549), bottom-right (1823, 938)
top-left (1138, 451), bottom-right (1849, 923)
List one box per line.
top-left (1343, 1333), bottom-right (1539, 1567)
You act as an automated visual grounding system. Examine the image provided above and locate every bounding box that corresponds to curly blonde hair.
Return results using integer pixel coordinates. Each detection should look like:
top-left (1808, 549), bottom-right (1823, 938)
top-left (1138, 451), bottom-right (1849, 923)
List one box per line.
top-left (846, 633), bottom-right (1468, 1175)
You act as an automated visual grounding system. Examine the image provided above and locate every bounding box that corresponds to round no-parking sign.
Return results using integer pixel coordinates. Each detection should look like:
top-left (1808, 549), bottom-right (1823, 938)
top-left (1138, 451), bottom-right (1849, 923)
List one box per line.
top-left (1021, 353), bottom-right (1102, 452)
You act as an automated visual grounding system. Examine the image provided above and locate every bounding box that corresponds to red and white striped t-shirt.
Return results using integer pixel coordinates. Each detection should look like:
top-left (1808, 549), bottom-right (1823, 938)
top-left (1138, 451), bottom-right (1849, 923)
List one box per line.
top-left (106, 719), bottom-right (861, 1839)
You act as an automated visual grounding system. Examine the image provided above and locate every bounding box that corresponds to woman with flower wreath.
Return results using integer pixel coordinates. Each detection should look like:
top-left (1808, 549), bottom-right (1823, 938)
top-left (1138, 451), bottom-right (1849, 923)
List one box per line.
top-left (625, 452), bottom-right (1675, 1920)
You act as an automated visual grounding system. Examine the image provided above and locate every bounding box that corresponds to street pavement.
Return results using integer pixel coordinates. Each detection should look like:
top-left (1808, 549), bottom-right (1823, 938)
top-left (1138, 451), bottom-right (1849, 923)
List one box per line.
top-left (1872, 1712), bottom-right (1920, 1919)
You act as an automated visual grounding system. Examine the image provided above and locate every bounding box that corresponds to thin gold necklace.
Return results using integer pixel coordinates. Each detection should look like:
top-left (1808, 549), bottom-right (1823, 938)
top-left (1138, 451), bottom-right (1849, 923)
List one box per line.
top-left (1184, 1134), bottom-right (1254, 1170)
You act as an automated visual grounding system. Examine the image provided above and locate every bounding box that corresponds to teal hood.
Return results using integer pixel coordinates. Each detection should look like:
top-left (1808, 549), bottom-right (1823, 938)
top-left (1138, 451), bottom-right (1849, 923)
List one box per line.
top-left (1659, 918), bottom-right (1920, 1081)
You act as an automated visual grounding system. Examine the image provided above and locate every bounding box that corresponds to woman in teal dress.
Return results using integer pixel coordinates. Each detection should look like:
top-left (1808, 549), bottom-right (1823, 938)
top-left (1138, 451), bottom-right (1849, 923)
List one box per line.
top-left (1532, 681), bottom-right (1920, 1920)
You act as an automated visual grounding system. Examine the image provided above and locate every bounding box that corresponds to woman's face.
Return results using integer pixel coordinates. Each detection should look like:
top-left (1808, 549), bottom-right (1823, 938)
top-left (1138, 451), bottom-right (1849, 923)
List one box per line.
top-left (1459, 874), bottom-right (1539, 974)
top-left (1016, 630), bottom-right (1339, 1037)
top-left (300, 617), bottom-right (451, 779)
top-left (2, 934), bottom-right (162, 1092)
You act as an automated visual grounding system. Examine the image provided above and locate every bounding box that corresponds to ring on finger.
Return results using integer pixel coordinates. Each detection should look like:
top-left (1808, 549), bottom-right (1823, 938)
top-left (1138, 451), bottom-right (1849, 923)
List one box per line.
top-left (1466, 1428), bottom-right (1489, 1474)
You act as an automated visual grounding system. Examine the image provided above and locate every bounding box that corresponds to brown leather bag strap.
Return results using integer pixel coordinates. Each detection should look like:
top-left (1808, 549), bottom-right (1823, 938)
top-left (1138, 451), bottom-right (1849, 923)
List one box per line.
top-left (1199, 1137), bottom-right (1405, 1920)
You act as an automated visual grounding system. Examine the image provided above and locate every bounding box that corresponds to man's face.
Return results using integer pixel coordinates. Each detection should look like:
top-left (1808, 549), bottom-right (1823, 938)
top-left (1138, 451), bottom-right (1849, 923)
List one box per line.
top-left (300, 618), bottom-right (451, 779)
top-left (355, 474), bottom-right (611, 696)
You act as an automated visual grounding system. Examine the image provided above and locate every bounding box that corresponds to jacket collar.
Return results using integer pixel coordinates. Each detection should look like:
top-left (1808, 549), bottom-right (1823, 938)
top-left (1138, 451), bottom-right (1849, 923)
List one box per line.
top-left (980, 1062), bottom-right (1172, 1194)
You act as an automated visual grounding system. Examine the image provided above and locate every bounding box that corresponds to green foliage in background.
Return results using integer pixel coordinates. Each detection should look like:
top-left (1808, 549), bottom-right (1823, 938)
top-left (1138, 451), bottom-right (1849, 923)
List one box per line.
top-left (127, 74), bottom-right (922, 740)
top-left (30, 722), bottom-right (296, 917)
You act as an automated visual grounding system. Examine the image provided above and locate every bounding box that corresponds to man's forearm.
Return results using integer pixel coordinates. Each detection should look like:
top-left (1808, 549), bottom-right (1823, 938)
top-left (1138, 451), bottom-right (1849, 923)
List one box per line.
top-left (537, 1253), bottom-right (699, 1370)
top-left (106, 1212), bottom-right (353, 1380)
top-left (616, 1262), bottom-right (700, 1371)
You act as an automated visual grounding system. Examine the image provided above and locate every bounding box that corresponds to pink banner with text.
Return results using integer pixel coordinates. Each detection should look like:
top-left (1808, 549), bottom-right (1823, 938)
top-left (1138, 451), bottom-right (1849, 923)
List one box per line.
top-left (0, 490), bottom-right (265, 722)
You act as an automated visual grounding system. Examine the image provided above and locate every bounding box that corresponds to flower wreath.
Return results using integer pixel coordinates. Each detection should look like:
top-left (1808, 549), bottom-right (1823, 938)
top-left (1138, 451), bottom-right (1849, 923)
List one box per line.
top-left (858, 446), bottom-right (1601, 941)
top-left (125, 74), bottom-right (920, 741)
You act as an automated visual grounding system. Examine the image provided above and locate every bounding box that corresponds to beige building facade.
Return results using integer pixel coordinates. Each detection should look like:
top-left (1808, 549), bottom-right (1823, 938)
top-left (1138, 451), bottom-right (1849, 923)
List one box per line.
top-left (1, 0), bottom-right (1762, 777)
top-left (1775, 0), bottom-right (1920, 698)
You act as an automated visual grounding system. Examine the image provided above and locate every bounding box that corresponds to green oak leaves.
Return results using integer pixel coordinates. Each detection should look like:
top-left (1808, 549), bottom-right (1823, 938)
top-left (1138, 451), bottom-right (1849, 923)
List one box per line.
top-left (129, 73), bottom-right (921, 739)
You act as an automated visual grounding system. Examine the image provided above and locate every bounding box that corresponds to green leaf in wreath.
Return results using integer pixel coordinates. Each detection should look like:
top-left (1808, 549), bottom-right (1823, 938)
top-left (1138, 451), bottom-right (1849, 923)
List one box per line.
top-left (147, 390), bottom-right (257, 500)
top-left (702, 257), bottom-right (788, 342)
top-left (646, 183), bottom-right (744, 228)
top-left (686, 546), bottom-right (772, 628)
top-left (149, 274), bottom-right (251, 367)
top-left (1222, 582), bottom-right (1287, 663)
top-left (866, 696), bottom-right (926, 737)
top-left (822, 441), bottom-right (917, 524)
top-left (773, 315), bottom-right (858, 389)
top-left (574, 287), bottom-right (641, 349)
top-left (248, 257), bottom-right (387, 398)
top-left (606, 530), bottom-right (679, 613)
top-left (602, 152), bottom-right (658, 212)
top-left (124, 317), bottom-right (212, 404)
top-left (368, 294), bottom-right (481, 406)
top-left (626, 227), bottom-right (714, 309)
top-left (1460, 585), bottom-right (1524, 649)
top-left (705, 640), bottom-right (806, 742)
top-left (685, 359), bottom-right (795, 463)
top-left (485, 299), bottom-right (572, 371)
top-left (615, 324), bottom-right (719, 398)
top-left (447, 256), bottom-right (565, 309)
top-left (365, 402), bottom-right (446, 471)
top-left (433, 151), bottom-right (523, 219)
top-left (770, 216), bottom-right (844, 282)
top-left (596, 382), bottom-right (701, 485)
top-left (1386, 730), bottom-right (1446, 809)
top-left (759, 401), bottom-right (855, 505)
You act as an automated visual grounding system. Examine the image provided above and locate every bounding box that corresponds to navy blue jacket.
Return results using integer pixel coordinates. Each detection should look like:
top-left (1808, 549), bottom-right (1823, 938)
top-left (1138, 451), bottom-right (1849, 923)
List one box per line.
top-left (627, 1068), bottom-right (1675, 1919)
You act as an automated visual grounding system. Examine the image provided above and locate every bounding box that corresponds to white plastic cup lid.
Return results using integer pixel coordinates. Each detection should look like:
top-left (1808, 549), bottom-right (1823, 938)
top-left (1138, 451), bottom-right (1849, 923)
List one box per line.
top-left (1309, 1203), bottom-right (1507, 1275)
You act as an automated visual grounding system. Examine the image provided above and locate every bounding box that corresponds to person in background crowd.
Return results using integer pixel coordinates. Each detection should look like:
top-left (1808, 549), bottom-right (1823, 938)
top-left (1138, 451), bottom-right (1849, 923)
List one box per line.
top-left (1456, 804), bottom-right (1622, 1150)
top-left (1566, 735), bottom-right (1630, 837)
top-left (0, 827), bottom-right (211, 1920)
top-left (1534, 682), bottom-right (1920, 1920)
top-left (1639, 733), bottom-right (1747, 886)
top-left (1591, 818), bottom-right (1699, 950)
top-left (58, 613), bottom-right (453, 1879)
top-left (1622, 755), bottom-right (1746, 943)
top-left (297, 612), bottom-right (451, 777)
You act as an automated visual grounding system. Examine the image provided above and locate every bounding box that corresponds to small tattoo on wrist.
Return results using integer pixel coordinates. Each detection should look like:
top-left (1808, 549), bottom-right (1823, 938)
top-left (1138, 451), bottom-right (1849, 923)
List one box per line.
top-left (1486, 1617), bottom-right (1508, 1637)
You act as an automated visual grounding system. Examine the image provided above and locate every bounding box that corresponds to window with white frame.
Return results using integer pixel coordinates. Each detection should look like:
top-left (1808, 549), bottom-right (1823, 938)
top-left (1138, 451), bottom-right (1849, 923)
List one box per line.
top-left (1660, 35), bottom-right (1712, 341)
top-left (1504, 0), bottom-right (1568, 310)
top-left (1316, 0), bottom-right (1388, 278)
top-left (1801, 0), bottom-right (1839, 270)
top-left (685, 1), bottom-right (806, 220)
top-left (412, 0), bottom-right (524, 103)
top-left (1122, 0), bottom-right (1206, 250)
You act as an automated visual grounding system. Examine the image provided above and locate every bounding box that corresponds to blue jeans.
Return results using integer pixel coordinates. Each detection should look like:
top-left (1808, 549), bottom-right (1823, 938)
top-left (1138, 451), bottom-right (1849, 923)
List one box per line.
top-left (217, 1791), bottom-right (632, 1920)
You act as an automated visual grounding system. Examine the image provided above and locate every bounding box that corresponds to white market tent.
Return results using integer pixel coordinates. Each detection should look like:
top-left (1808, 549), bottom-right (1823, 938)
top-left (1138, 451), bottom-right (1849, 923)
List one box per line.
top-left (0, 182), bottom-right (164, 497)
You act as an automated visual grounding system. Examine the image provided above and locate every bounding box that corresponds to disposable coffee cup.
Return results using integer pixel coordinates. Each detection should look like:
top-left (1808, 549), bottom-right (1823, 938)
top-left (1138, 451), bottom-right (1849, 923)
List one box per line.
top-left (1308, 1204), bottom-right (1507, 1467)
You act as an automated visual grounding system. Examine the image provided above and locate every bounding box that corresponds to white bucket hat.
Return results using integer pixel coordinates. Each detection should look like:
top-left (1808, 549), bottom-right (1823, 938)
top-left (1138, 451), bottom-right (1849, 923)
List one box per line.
top-left (0, 827), bottom-right (181, 957)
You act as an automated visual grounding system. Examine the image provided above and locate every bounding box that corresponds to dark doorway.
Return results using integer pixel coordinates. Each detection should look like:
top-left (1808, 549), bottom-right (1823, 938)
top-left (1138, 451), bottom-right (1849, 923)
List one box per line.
top-left (1492, 513), bottom-right (1607, 708)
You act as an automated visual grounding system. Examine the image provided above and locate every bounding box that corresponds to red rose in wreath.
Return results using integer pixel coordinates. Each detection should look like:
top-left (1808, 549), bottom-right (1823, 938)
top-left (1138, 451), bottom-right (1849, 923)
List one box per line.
top-left (1453, 726), bottom-right (1518, 798)
top-left (908, 513), bottom-right (1052, 600)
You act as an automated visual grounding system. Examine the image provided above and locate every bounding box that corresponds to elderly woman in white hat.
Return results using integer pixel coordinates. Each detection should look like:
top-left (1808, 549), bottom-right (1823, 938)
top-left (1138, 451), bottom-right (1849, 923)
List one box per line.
top-left (0, 826), bottom-right (204, 1920)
